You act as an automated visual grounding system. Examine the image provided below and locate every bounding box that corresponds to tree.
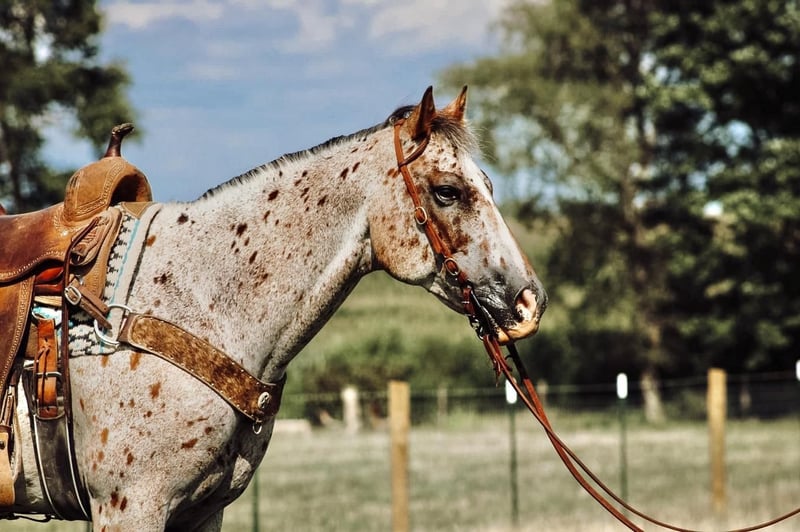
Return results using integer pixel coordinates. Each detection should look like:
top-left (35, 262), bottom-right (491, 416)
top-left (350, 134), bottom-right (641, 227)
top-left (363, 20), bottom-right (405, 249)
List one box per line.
top-left (440, 0), bottom-right (671, 421)
top-left (441, 0), bottom-right (800, 414)
top-left (648, 0), bottom-right (800, 375)
top-left (0, 0), bottom-right (135, 213)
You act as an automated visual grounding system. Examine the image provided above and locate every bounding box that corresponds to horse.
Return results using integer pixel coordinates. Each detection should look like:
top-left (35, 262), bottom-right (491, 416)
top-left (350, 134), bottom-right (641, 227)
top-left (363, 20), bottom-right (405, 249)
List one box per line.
top-left (9, 86), bottom-right (546, 530)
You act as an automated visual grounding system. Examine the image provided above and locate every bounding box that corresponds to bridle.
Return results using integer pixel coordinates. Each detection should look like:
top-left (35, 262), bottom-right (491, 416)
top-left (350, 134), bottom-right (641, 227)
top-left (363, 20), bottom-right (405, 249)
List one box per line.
top-left (393, 119), bottom-right (800, 532)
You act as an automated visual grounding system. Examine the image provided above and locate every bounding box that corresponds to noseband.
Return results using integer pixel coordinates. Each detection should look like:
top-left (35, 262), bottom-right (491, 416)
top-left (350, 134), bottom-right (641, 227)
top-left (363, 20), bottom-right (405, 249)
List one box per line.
top-left (392, 120), bottom-right (800, 532)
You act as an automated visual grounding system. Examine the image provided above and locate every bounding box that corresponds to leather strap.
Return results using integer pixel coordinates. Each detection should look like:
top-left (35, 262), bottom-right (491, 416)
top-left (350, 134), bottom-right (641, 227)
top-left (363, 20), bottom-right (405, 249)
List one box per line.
top-left (117, 313), bottom-right (284, 423)
top-left (393, 122), bottom-right (469, 285)
top-left (0, 370), bottom-right (17, 507)
top-left (394, 117), bottom-right (800, 532)
top-left (34, 318), bottom-right (60, 419)
top-left (0, 430), bottom-right (13, 507)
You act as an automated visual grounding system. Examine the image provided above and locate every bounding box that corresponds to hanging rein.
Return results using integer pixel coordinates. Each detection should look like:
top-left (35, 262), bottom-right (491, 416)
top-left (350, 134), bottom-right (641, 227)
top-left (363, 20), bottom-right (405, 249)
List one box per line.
top-left (392, 119), bottom-right (800, 532)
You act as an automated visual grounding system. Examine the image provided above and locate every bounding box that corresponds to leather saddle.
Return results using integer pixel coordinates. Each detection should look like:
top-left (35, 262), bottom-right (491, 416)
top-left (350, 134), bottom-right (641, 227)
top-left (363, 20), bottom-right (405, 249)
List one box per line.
top-left (0, 124), bottom-right (151, 509)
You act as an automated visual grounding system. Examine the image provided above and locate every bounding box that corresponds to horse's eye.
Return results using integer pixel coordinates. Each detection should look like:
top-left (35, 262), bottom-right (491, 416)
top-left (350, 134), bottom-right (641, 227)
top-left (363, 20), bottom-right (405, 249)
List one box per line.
top-left (433, 185), bottom-right (461, 206)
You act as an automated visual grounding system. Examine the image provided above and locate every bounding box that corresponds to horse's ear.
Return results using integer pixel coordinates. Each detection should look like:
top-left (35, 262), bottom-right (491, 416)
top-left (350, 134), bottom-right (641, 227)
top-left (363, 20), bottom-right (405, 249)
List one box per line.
top-left (406, 86), bottom-right (436, 140)
top-left (441, 86), bottom-right (468, 123)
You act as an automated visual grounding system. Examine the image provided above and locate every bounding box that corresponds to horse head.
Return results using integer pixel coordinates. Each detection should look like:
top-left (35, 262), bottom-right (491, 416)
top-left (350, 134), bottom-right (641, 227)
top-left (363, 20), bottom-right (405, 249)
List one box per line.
top-left (370, 86), bottom-right (547, 344)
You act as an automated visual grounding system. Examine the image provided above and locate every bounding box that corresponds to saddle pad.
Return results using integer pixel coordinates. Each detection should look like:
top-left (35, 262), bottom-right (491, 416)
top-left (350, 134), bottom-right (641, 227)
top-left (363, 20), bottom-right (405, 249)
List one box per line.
top-left (66, 203), bottom-right (162, 357)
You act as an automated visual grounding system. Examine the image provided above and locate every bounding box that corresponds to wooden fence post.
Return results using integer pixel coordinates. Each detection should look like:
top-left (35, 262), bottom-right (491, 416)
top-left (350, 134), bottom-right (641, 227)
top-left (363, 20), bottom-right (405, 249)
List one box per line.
top-left (389, 380), bottom-right (410, 532)
top-left (708, 368), bottom-right (727, 515)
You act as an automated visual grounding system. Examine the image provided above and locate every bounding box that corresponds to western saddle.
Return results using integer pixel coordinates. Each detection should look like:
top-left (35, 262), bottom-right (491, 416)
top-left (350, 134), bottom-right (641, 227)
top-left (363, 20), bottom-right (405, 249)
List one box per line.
top-left (0, 124), bottom-right (152, 511)
top-left (0, 124), bottom-right (284, 520)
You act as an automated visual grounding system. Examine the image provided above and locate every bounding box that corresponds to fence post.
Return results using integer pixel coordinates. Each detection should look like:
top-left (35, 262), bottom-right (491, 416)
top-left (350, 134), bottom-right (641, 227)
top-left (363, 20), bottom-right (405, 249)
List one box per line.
top-left (436, 386), bottom-right (448, 425)
top-left (342, 385), bottom-right (361, 434)
top-left (505, 379), bottom-right (519, 528)
top-left (708, 368), bottom-right (727, 515)
top-left (616, 373), bottom-right (629, 505)
top-left (252, 467), bottom-right (260, 532)
top-left (389, 380), bottom-right (410, 532)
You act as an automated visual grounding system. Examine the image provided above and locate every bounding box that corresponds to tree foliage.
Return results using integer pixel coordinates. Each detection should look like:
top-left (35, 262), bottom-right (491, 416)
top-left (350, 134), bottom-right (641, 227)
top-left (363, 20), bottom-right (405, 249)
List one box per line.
top-left (649, 1), bottom-right (800, 373)
top-left (441, 0), bottom-right (668, 400)
top-left (0, 0), bottom-right (135, 212)
top-left (440, 0), bottom-right (800, 388)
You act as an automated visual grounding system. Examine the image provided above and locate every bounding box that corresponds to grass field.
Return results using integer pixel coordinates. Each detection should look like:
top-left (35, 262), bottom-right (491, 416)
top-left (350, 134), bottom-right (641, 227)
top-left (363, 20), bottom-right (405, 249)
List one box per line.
top-left (10, 411), bottom-right (799, 531)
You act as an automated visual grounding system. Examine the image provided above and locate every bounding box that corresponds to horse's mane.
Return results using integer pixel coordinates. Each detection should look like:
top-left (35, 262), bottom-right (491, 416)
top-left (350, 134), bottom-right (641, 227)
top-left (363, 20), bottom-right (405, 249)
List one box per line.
top-left (200, 104), bottom-right (476, 200)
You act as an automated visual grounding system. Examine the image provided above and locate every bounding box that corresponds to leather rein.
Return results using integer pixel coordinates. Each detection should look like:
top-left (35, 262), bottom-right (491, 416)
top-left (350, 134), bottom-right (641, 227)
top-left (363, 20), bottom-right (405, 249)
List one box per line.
top-left (392, 119), bottom-right (800, 532)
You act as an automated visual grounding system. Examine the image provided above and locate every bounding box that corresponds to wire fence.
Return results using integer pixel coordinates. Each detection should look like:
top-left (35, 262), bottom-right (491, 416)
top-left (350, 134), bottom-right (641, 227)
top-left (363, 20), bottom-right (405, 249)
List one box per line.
top-left (278, 369), bottom-right (800, 429)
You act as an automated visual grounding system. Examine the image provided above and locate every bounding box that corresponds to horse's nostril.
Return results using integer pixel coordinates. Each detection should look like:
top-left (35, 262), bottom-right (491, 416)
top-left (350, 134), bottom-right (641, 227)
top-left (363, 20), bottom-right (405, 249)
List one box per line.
top-left (514, 287), bottom-right (538, 322)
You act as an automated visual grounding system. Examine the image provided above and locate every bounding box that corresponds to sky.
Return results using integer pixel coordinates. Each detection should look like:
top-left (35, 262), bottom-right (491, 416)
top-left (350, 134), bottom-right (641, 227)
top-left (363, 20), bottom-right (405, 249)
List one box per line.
top-left (45, 0), bottom-right (512, 202)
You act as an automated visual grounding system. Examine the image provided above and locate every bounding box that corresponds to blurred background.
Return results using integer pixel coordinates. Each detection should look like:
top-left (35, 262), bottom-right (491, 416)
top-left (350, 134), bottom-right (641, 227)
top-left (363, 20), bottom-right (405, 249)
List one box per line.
top-left (2, 0), bottom-right (799, 530)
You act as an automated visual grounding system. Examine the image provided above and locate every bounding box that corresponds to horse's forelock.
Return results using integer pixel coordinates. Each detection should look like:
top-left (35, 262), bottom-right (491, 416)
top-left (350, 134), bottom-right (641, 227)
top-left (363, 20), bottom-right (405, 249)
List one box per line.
top-left (386, 105), bottom-right (478, 154)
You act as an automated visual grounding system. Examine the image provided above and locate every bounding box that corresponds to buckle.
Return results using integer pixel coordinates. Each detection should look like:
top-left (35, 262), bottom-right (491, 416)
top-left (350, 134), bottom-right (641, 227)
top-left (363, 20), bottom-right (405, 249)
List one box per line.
top-left (93, 303), bottom-right (133, 346)
top-left (63, 284), bottom-right (82, 306)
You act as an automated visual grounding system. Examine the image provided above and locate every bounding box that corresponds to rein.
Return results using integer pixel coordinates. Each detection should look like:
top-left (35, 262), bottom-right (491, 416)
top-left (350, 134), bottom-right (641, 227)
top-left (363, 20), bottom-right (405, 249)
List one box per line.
top-left (393, 120), bottom-right (800, 532)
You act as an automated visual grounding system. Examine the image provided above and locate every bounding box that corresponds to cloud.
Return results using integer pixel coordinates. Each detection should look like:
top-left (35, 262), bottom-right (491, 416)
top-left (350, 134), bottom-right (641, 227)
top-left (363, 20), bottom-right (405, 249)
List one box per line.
top-left (367, 0), bottom-right (510, 54)
top-left (271, 1), bottom-right (356, 54)
top-left (103, 0), bottom-right (226, 29)
top-left (103, 0), bottom-right (507, 55)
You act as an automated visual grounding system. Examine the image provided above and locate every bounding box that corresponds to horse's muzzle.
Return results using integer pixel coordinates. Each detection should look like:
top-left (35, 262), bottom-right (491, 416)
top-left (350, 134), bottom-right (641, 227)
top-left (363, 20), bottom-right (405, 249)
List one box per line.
top-left (496, 285), bottom-right (547, 344)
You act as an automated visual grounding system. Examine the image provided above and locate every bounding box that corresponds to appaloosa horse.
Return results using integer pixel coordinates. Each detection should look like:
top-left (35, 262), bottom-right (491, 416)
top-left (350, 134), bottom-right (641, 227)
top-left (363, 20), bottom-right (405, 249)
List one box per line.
top-left (12, 87), bottom-right (546, 530)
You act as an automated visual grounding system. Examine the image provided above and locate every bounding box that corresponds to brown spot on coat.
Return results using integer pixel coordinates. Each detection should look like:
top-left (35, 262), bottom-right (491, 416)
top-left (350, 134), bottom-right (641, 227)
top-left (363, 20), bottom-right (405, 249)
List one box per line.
top-left (249, 251), bottom-right (258, 264)
top-left (181, 438), bottom-right (199, 449)
top-left (317, 195), bottom-right (327, 207)
top-left (340, 168), bottom-right (349, 179)
top-left (352, 161), bottom-right (360, 172)
top-left (126, 452), bottom-right (134, 465)
top-left (101, 428), bottom-right (109, 445)
top-left (268, 190), bottom-right (279, 200)
top-left (150, 382), bottom-right (161, 399)
top-left (236, 223), bottom-right (247, 236)
top-left (177, 213), bottom-right (189, 224)
top-left (146, 235), bottom-right (156, 246)
top-left (130, 352), bottom-right (142, 371)
top-left (120, 497), bottom-right (128, 512)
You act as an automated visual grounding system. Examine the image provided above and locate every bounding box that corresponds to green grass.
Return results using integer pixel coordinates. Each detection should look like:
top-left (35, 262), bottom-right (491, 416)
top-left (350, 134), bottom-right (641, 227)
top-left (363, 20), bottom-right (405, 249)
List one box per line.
top-left (6, 413), bottom-right (800, 531)
top-left (245, 414), bottom-right (800, 532)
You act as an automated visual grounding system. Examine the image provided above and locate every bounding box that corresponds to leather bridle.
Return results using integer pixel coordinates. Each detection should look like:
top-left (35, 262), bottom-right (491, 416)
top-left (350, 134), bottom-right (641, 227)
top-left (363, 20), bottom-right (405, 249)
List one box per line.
top-left (393, 119), bottom-right (800, 532)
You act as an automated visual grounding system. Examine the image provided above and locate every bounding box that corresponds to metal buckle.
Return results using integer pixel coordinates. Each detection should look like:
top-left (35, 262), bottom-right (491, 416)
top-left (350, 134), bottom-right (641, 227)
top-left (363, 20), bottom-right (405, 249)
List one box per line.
top-left (93, 303), bottom-right (133, 346)
top-left (413, 206), bottom-right (428, 225)
top-left (63, 285), bottom-right (82, 306)
top-left (443, 257), bottom-right (460, 277)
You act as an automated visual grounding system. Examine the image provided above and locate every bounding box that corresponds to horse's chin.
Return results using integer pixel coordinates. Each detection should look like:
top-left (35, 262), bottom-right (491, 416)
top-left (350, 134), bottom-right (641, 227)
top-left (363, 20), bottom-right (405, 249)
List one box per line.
top-left (495, 318), bottom-right (541, 345)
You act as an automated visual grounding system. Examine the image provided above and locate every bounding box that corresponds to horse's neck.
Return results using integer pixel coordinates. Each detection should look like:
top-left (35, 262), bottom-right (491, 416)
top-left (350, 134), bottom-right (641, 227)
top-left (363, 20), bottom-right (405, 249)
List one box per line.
top-left (133, 134), bottom-right (389, 380)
